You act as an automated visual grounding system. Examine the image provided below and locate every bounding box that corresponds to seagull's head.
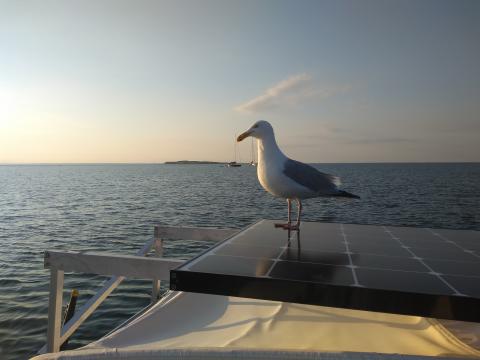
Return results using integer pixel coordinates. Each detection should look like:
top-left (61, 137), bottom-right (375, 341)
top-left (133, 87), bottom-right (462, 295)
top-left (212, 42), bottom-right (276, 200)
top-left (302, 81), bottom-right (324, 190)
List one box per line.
top-left (237, 120), bottom-right (274, 142)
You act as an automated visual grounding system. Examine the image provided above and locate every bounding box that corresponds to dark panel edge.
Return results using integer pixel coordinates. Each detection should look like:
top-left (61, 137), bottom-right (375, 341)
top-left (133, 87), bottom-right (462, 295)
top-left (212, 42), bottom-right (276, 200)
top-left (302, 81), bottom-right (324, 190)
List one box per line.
top-left (170, 270), bottom-right (480, 323)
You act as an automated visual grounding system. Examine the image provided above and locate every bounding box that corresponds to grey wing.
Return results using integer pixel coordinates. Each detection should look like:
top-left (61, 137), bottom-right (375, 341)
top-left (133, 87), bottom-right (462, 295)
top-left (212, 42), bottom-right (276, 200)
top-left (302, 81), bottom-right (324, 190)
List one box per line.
top-left (283, 159), bottom-right (340, 194)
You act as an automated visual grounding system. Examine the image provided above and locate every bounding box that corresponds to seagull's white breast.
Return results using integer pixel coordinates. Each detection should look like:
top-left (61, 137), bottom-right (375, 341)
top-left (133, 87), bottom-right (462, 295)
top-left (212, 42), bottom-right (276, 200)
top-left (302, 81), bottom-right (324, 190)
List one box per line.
top-left (257, 143), bottom-right (315, 199)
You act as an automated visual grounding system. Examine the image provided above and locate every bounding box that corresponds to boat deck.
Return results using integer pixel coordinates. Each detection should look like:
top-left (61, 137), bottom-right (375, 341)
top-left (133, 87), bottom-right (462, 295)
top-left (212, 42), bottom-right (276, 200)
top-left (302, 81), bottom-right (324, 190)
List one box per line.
top-left (36, 220), bottom-right (480, 357)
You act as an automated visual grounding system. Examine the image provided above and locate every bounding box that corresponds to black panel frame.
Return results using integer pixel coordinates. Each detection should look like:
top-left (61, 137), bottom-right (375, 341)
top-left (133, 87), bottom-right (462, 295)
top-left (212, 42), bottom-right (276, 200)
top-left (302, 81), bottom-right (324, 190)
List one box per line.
top-left (170, 269), bottom-right (480, 322)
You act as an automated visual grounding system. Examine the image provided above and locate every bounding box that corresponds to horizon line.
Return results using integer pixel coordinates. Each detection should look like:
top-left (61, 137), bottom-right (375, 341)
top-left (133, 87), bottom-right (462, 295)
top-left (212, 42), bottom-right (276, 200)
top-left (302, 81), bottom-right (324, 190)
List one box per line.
top-left (1, 161), bottom-right (479, 166)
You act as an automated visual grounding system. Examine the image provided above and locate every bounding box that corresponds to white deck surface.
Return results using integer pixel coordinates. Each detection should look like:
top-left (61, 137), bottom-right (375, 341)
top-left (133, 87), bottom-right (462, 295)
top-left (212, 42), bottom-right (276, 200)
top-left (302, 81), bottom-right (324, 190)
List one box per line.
top-left (32, 291), bottom-right (480, 360)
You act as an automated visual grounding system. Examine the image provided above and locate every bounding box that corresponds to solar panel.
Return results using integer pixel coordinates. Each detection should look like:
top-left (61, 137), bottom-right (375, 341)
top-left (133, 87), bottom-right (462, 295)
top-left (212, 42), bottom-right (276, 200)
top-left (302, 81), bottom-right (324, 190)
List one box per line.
top-left (170, 220), bottom-right (480, 322)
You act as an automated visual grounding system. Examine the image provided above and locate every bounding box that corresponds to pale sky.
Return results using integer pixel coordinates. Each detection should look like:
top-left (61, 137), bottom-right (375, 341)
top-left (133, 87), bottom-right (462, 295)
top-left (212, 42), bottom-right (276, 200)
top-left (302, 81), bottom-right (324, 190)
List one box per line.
top-left (0, 0), bottom-right (479, 163)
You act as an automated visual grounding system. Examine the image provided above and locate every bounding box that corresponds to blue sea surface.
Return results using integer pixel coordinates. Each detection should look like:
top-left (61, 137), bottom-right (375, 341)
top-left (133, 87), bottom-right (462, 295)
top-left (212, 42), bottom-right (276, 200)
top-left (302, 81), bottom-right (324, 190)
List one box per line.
top-left (0, 163), bottom-right (479, 359)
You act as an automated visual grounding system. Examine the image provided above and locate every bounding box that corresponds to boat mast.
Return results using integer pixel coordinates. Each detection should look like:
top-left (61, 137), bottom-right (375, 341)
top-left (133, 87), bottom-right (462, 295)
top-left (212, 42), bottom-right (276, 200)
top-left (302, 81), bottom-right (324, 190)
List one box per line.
top-left (234, 134), bottom-right (237, 163)
top-left (250, 137), bottom-right (256, 165)
top-left (251, 137), bottom-right (254, 164)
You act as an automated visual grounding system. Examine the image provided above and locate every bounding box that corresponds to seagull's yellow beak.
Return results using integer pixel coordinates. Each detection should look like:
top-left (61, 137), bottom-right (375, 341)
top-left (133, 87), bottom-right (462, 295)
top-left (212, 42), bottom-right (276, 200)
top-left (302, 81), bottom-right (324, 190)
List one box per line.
top-left (237, 130), bottom-right (252, 142)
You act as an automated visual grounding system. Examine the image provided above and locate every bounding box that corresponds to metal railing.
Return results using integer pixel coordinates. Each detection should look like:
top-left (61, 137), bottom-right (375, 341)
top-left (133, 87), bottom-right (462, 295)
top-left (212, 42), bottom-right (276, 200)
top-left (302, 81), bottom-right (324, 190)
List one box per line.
top-left (38, 225), bottom-right (238, 354)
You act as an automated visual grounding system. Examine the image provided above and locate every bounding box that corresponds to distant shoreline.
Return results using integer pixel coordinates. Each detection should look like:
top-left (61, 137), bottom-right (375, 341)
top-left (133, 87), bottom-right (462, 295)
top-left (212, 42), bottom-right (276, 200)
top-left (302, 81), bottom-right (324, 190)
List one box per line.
top-left (164, 160), bottom-right (225, 165)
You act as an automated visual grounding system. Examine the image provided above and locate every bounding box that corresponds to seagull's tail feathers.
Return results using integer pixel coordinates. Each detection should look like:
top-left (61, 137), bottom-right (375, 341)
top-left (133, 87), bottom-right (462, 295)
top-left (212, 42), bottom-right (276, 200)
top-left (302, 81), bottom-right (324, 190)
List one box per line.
top-left (334, 190), bottom-right (360, 199)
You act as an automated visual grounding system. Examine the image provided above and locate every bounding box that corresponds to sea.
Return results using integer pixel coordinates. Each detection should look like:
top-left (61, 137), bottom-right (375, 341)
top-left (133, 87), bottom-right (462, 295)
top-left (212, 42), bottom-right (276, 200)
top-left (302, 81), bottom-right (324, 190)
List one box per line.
top-left (0, 163), bottom-right (479, 359)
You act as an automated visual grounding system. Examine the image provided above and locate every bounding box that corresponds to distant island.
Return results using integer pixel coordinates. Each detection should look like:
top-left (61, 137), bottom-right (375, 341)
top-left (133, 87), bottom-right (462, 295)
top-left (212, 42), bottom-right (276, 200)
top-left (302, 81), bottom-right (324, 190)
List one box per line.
top-left (165, 160), bottom-right (225, 164)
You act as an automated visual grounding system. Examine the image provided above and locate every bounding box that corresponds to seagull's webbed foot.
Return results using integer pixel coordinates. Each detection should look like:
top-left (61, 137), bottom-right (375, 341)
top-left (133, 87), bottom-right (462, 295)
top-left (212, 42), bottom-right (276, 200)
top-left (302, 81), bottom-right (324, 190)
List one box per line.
top-left (274, 223), bottom-right (300, 231)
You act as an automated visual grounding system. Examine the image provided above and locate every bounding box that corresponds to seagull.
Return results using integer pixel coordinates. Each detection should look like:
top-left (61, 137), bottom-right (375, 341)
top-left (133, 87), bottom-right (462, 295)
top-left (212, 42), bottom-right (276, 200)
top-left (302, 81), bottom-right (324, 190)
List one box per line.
top-left (237, 120), bottom-right (360, 230)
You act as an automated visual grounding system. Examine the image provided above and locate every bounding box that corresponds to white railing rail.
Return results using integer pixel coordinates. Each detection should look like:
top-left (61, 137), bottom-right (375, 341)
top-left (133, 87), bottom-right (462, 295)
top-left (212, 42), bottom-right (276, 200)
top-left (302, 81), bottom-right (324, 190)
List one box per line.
top-left (39, 225), bottom-right (238, 355)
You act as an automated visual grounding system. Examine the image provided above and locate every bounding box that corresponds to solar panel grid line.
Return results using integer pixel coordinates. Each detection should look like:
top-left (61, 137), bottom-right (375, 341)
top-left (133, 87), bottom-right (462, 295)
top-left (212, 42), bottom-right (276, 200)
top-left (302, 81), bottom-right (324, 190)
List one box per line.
top-left (382, 226), bottom-right (465, 297)
top-left (340, 223), bottom-right (361, 287)
top-left (427, 228), bottom-right (480, 260)
top-left (442, 272), bottom-right (480, 279)
top-left (263, 244), bottom-right (289, 278)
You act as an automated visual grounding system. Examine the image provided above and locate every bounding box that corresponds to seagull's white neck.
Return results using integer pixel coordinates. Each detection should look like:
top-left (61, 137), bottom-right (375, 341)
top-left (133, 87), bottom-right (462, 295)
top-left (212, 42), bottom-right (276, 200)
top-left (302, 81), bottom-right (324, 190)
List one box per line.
top-left (257, 133), bottom-right (287, 166)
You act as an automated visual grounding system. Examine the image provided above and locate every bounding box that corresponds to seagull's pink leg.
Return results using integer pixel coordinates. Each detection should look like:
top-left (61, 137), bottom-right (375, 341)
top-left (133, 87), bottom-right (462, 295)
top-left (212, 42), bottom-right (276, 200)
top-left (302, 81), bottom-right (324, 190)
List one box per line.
top-left (288, 198), bottom-right (292, 224)
top-left (293, 199), bottom-right (302, 230)
top-left (275, 198), bottom-right (292, 229)
top-left (279, 199), bottom-right (302, 231)
top-left (275, 199), bottom-right (302, 231)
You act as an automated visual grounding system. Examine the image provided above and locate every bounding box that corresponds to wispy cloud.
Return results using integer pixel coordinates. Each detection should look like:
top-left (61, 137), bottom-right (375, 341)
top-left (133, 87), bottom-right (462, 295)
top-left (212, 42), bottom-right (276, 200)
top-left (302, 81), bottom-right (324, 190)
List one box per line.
top-left (234, 73), bottom-right (350, 114)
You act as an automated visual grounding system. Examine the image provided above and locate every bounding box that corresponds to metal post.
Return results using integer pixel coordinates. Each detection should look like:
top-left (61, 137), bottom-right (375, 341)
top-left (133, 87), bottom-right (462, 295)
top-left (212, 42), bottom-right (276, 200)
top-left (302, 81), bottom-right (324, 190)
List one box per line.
top-left (46, 267), bottom-right (64, 353)
top-left (151, 226), bottom-right (163, 303)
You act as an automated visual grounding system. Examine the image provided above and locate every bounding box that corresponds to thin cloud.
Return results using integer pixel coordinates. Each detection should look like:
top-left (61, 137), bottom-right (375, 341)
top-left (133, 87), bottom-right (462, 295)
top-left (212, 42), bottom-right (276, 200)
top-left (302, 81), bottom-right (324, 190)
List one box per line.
top-left (234, 74), bottom-right (350, 114)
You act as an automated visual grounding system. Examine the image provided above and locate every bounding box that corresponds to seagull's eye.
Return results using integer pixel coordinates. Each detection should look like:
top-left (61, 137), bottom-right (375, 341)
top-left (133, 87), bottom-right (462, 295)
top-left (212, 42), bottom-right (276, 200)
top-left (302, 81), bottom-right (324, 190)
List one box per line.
top-left (253, 125), bottom-right (259, 129)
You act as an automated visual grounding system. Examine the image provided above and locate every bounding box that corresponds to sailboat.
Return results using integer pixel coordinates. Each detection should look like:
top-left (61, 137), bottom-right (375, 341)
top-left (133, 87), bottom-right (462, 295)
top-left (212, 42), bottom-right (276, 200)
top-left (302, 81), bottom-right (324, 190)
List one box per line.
top-left (227, 135), bottom-right (242, 167)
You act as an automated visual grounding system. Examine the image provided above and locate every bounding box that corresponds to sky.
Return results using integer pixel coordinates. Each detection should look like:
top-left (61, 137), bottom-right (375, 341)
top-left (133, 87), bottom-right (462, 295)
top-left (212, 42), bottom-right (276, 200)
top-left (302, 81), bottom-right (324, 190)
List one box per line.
top-left (0, 0), bottom-right (479, 163)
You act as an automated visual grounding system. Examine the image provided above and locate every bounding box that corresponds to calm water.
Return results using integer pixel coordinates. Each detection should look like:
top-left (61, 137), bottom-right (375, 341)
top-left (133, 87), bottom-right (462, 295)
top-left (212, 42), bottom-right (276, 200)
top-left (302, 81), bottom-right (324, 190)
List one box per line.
top-left (0, 163), bottom-right (479, 359)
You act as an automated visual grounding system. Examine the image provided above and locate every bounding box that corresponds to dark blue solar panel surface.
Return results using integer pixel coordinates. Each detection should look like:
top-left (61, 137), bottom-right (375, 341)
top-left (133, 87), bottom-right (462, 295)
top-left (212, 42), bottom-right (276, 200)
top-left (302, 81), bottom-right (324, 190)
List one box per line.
top-left (170, 220), bottom-right (480, 322)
